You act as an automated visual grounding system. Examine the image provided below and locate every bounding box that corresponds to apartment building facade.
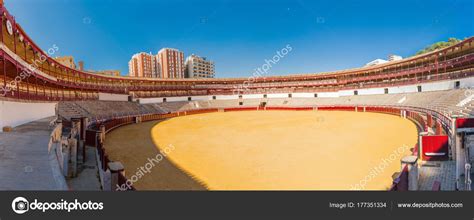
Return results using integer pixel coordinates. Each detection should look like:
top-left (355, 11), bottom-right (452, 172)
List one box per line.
top-left (128, 52), bottom-right (158, 78)
top-left (185, 54), bottom-right (215, 78)
top-left (157, 48), bottom-right (185, 79)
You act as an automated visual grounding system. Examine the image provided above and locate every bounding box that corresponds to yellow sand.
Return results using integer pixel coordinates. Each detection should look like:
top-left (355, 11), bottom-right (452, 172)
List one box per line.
top-left (150, 111), bottom-right (418, 190)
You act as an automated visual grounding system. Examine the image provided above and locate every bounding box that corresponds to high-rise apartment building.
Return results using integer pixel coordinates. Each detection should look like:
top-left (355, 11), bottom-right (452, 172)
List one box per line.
top-left (128, 52), bottom-right (158, 78)
top-left (185, 54), bottom-right (215, 78)
top-left (157, 48), bottom-right (185, 79)
top-left (388, 54), bottom-right (403, 61)
top-left (127, 48), bottom-right (209, 79)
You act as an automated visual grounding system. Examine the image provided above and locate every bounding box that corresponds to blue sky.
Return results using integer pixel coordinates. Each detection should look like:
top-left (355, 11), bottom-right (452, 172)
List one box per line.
top-left (7, 0), bottom-right (474, 77)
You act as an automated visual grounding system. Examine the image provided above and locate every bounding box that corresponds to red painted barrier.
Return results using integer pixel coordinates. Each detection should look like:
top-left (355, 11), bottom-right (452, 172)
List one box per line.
top-left (421, 135), bottom-right (449, 161)
top-left (435, 120), bottom-right (443, 135)
top-left (185, 108), bottom-right (219, 115)
top-left (456, 118), bottom-right (474, 129)
top-left (365, 106), bottom-right (400, 115)
top-left (406, 111), bottom-right (427, 132)
top-left (265, 107), bottom-right (313, 111)
top-left (85, 130), bottom-right (98, 147)
top-left (427, 114), bottom-right (433, 127)
top-left (224, 107), bottom-right (259, 112)
top-left (318, 106), bottom-right (355, 111)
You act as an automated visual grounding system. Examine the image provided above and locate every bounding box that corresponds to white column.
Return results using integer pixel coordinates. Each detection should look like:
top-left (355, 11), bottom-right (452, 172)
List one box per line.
top-left (465, 164), bottom-right (472, 191)
top-left (418, 132), bottom-right (429, 159)
top-left (109, 162), bottom-right (125, 191)
top-left (69, 138), bottom-right (78, 177)
top-left (451, 117), bottom-right (457, 161)
top-left (401, 155), bottom-right (419, 191)
top-left (455, 132), bottom-right (466, 190)
top-left (62, 138), bottom-right (70, 177)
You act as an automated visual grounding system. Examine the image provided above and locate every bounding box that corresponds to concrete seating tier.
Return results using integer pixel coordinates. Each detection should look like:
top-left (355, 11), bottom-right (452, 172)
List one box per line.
top-left (58, 89), bottom-right (474, 120)
top-left (58, 101), bottom-right (166, 120)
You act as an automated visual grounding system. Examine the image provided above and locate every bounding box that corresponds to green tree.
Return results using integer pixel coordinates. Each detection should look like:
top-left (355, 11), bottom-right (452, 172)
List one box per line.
top-left (415, 38), bottom-right (462, 55)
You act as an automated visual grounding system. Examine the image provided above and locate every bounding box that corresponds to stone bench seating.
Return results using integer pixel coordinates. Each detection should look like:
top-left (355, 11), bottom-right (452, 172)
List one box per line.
top-left (57, 89), bottom-right (474, 121)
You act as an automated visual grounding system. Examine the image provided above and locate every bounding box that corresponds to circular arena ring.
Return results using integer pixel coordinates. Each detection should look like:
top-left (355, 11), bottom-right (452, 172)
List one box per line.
top-left (102, 107), bottom-right (422, 190)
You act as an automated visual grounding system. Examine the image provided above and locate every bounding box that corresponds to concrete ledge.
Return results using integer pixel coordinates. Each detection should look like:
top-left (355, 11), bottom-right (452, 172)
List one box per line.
top-left (0, 117), bottom-right (68, 190)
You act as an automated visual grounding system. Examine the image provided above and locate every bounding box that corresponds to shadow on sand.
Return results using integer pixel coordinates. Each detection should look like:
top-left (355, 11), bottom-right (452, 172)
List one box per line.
top-left (104, 120), bottom-right (207, 190)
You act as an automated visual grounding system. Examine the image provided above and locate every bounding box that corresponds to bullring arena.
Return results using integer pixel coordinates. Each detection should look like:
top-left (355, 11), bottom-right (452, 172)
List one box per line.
top-left (0, 2), bottom-right (473, 191)
top-left (105, 110), bottom-right (417, 190)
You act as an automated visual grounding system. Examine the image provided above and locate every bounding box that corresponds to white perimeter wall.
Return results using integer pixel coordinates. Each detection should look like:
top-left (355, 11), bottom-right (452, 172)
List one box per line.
top-left (242, 94), bottom-right (264, 99)
top-left (292, 93), bottom-right (315, 98)
top-left (267, 93), bottom-right (288, 98)
top-left (99, 93), bottom-right (129, 101)
top-left (137, 77), bottom-right (474, 104)
top-left (388, 85), bottom-right (419, 94)
top-left (459, 77), bottom-right (474, 88)
top-left (166, 96), bottom-right (189, 102)
top-left (317, 92), bottom-right (339, 98)
top-left (215, 95), bottom-right (239, 100)
top-left (139, 97), bottom-right (163, 104)
top-left (190, 95), bottom-right (212, 101)
top-left (0, 101), bottom-right (56, 130)
top-left (338, 90), bottom-right (356, 97)
top-left (357, 87), bottom-right (385, 95)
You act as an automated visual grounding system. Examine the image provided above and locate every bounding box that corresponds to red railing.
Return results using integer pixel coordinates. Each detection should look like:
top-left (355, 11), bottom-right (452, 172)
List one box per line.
top-left (318, 106), bottom-right (356, 111)
top-left (265, 106), bottom-right (314, 111)
top-left (365, 106), bottom-right (399, 115)
top-left (84, 116), bottom-right (137, 190)
top-left (407, 111), bottom-right (427, 132)
top-left (182, 108), bottom-right (219, 115)
top-left (224, 107), bottom-right (259, 112)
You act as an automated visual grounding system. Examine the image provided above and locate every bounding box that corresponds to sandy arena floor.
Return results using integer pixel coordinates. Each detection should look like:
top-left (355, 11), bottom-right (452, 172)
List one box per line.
top-left (106, 110), bottom-right (418, 190)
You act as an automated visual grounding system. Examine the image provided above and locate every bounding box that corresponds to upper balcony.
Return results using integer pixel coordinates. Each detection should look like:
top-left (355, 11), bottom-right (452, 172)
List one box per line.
top-left (0, 3), bottom-right (473, 101)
